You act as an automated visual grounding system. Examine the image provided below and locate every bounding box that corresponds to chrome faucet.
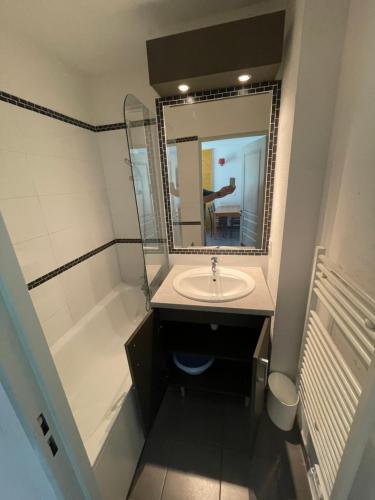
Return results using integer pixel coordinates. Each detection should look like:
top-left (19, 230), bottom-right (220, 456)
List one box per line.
top-left (211, 256), bottom-right (218, 279)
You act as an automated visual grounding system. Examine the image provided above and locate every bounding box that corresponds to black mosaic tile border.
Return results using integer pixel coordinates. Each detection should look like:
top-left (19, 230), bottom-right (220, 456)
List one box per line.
top-left (115, 238), bottom-right (143, 244)
top-left (0, 90), bottom-right (167, 280)
top-left (173, 221), bottom-right (201, 226)
top-left (26, 238), bottom-right (162, 290)
top-left (96, 118), bottom-right (157, 132)
top-left (167, 136), bottom-right (198, 145)
top-left (0, 90), bottom-right (155, 133)
top-left (156, 80), bottom-right (281, 255)
top-left (128, 118), bottom-right (157, 128)
top-left (27, 240), bottom-right (116, 290)
top-left (0, 90), bottom-right (96, 131)
top-left (95, 123), bottom-right (126, 132)
top-left (116, 237), bottom-right (166, 244)
top-left (143, 238), bottom-right (167, 244)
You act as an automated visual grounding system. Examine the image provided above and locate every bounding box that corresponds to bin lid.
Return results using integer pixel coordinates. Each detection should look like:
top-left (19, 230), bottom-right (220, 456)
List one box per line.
top-left (268, 372), bottom-right (299, 406)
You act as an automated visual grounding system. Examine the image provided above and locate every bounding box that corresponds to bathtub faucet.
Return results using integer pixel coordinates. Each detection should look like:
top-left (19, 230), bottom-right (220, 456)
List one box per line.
top-left (211, 256), bottom-right (218, 279)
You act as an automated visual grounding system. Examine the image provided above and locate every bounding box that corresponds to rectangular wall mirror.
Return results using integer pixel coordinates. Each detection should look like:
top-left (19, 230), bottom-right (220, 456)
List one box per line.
top-left (157, 82), bottom-right (280, 255)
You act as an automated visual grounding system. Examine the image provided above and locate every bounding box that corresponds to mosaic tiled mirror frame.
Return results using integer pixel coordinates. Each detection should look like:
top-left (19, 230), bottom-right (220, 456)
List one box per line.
top-left (156, 80), bottom-right (281, 255)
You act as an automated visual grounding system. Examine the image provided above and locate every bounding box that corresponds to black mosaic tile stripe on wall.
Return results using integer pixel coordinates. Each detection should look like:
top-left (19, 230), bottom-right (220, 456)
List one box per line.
top-left (0, 91), bottom-right (155, 132)
top-left (128, 118), bottom-right (157, 128)
top-left (95, 118), bottom-right (157, 132)
top-left (95, 123), bottom-right (126, 132)
top-left (116, 238), bottom-right (166, 244)
top-left (26, 238), bottom-right (163, 290)
top-left (27, 240), bottom-right (116, 290)
top-left (0, 90), bottom-right (96, 131)
top-left (167, 136), bottom-right (198, 145)
top-left (0, 90), bottom-right (167, 285)
top-left (156, 80), bottom-right (281, 256)
top-left (115, 238), bottom-right (143, 244)
top-left (173, 221), bottom-right (201, 226)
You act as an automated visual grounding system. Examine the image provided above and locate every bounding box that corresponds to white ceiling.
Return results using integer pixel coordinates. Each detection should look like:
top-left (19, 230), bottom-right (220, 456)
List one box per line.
top-left (1, 0), bottom-right (274, 75)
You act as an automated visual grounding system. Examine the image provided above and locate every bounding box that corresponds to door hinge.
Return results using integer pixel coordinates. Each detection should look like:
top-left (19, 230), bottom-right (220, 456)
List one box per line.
top-left (37, 412), bottom-right (59, 457)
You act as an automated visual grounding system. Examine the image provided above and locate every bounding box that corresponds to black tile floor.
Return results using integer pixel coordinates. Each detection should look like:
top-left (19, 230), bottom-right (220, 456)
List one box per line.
top-left (128, 388), bottom-right (311, 500)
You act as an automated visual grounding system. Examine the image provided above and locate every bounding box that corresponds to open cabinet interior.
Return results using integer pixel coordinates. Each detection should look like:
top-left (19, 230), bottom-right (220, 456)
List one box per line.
top-left (126, 307), bottom-right (271, 446)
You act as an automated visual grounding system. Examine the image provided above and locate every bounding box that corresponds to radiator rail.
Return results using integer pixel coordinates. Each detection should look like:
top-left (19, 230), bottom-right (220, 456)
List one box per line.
top-left (297, 247), bottom-right (375, 499)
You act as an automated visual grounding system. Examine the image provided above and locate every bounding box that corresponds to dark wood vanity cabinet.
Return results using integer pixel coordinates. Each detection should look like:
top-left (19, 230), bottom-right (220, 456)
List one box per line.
top-left (125, 311), bottom-right (169, 434)
top-left (125, 307), bottom-right (271, 444)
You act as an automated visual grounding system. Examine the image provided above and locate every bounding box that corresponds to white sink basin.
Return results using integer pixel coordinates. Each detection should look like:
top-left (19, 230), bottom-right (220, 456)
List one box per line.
top-left (173, 267), bottom-right (255, 302)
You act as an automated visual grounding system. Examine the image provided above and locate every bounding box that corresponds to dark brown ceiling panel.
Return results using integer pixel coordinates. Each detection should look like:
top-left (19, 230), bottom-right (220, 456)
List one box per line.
top-left (147, 11), bottom-right (285, 96)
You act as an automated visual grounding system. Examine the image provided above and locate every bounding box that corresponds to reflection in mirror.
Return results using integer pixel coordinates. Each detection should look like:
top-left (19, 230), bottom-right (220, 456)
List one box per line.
top-left (163, 91), bottom-right (274, 250)
top-left (124, 94), bottom-right (168, 295)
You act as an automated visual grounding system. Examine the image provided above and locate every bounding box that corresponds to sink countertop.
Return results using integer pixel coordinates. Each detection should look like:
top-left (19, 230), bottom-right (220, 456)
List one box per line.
top-left (151, 265), bottom-right (274, 316)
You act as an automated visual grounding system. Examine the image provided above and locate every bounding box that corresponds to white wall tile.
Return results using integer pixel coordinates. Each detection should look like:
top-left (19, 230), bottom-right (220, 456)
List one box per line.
top-left (40, 122), bottom-right (76, 160)
top-left (0, 27), bottom-right (93, 124)
top-left (88, 212), bottom-right (114, 248)
top-left (14, 235), bottom-right (58, 283)
top-left (77, 158), bottom-right (106, 191)
top-left (86, 189), bottom-right (115, 246)
top-left (0, 150), bottom-right (36, 199)
top-left (85, 188), bottom-right (111, 218)
top-left (41, 306), bottom-right (74, 347)
top-left (116, 244), bottom-right (145, 285)
top-left (87, 247), bottom-right (121, 302)
top-left (107, 184), bottom-right (140, 237)
top-left (106, 246), bottom-right (122, 288)
top-left (50, 226), bottom-right (93, 266)
top-left (0, 197), bottom-right (48, 243)
top-left (169, 253), bottom-right (269, 274)
top-left (60, 261), bottom-right (97, 323)
top-left (29, 277), bottom-right (67, 323)
top-left (19, 110), bottom-right (66, 157)
top-left (0, 96), bottom-right (129, 335)
top-left (0, 102), bottom-right (24, 152)
top-left (31, 155), bottom-right (84, 196)
top-left (72, 129), bottom-right (100, 163)
top-left (39, 193), bottom-right (89, 234)
top-left (97, 131), bottom-right (140, 238)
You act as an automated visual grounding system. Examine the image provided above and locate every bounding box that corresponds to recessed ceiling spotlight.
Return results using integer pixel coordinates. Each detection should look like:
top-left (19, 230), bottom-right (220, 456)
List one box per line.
top-left (178, 84), bottom-right (190, 92)
top-left (238, 74), bottom-right (251, 83)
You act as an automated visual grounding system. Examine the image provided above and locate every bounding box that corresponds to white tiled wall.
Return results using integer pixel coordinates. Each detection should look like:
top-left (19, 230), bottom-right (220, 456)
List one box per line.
top-left (0, 26), bottom-right (93, 124)
top-left (97, 129), bottom-right (148, 285)
top-left (0, 100), bottom-right (121, 346)
top-left (116, 244), bottom-right (146, 286)
top-left (97, 130), bottom-right (140, 238)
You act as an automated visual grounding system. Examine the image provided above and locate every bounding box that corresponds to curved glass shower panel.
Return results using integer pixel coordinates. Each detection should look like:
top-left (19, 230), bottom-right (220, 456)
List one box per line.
top-left (124, 94), bottom-right (168, 296)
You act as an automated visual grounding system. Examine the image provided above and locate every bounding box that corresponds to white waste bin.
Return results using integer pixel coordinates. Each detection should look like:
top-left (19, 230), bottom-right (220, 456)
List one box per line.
top-left (267, 372), bottom-right (299, 431)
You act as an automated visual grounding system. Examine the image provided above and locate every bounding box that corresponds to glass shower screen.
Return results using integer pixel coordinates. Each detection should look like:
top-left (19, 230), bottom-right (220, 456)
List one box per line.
top-left (123, 94), bottom-right (168, 297)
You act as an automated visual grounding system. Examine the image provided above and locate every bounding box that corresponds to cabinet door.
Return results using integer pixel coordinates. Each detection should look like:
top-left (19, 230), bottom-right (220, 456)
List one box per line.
top-left (250, 317), bottom-right (270, 448)
top-left (125, 311), bottom-right (169, 436)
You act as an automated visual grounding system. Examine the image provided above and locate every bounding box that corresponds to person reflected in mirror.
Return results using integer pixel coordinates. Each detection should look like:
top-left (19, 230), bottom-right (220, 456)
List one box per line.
top-left (169, 182), bottom-right (236, 202)
top-left (203, 185), bottom-right (236, 203)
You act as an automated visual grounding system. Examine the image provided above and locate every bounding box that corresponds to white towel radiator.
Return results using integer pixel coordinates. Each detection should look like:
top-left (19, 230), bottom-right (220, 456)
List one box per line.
top-left (297, 247), bottom-right (375, 499)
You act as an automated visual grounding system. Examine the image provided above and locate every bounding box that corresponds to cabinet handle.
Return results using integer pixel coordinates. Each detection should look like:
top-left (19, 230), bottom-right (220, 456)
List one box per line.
top-left (257, 357), bottom-right (269, 385)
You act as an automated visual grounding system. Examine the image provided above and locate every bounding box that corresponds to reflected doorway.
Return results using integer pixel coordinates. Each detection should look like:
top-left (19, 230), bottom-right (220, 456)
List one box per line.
top-left (201, 134), bottom-right (267, 247)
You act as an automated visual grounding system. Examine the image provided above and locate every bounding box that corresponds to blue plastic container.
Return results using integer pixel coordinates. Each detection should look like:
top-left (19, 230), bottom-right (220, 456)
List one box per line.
top-left (173, 352), bottom-right (214, 375)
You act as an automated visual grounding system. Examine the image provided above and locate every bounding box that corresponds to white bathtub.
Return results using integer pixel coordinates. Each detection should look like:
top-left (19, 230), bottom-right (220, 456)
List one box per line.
top-left (52, 283), bottom-right (146, 467)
